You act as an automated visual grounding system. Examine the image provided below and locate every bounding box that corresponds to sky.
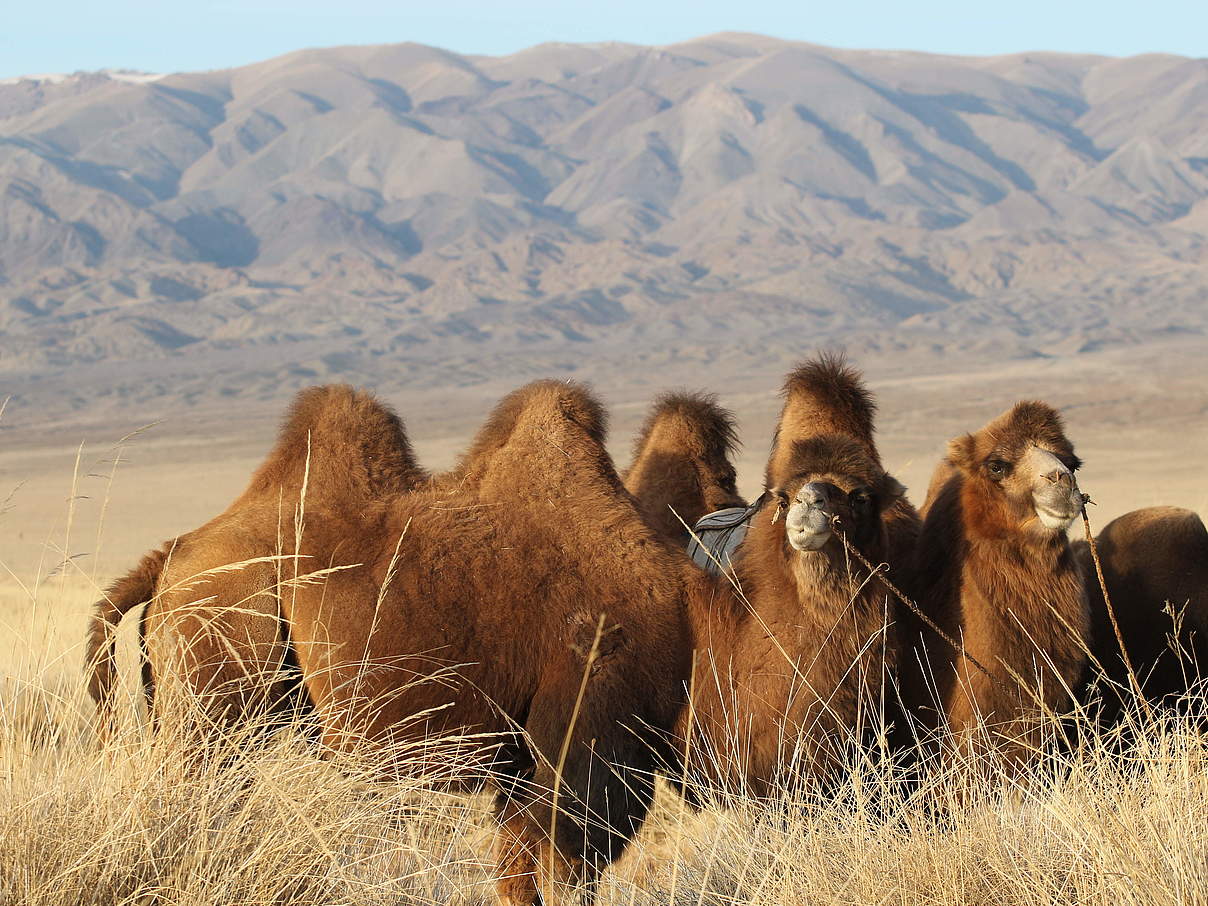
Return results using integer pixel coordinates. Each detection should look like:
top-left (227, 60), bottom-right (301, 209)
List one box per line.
top-left (2, 0), bottom-right (1204, 81)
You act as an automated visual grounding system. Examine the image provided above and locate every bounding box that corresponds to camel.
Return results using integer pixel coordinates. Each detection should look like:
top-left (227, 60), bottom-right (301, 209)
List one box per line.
top-left (86, 384), bottom-right (429, 728)
top-left (622, 391), bottom-right (745, 546)
top-left (681, 431), bottom-right (907, 795)
top-left (89, 369), bottom-right (913, 904)
top-left (901, 401), bottom-right (1090, 761)
top-left (90, 380), bottom-right (696, 905)
top-left (1077, 505), bottom-right (1208, 723)
top-left (625, 355), bottom-right (915, 791)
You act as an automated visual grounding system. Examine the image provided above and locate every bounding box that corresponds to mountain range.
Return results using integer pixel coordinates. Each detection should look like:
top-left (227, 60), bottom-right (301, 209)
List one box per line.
top-left (2, 33), bottom-right (1207, 429)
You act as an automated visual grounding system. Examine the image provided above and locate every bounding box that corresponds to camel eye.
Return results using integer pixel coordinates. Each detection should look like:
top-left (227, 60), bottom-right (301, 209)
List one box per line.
top-left (849, 490), bottom-right (873, 508)
top-left (986, 459), bottom-right (1011, 479)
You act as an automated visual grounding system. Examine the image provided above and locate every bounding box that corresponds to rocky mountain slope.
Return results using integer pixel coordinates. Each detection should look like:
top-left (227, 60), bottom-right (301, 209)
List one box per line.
top-left (2, 34), bottom-right (1207, 427)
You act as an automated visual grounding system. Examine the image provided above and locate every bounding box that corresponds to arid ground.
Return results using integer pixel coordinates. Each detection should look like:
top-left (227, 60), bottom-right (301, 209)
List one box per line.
top-left (1, 340), bottom-right (1207, 904)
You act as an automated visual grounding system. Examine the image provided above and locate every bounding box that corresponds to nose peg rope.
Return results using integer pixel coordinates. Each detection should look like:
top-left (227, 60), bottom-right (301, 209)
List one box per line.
top-left (826, 514), bottom-right (1002, 689)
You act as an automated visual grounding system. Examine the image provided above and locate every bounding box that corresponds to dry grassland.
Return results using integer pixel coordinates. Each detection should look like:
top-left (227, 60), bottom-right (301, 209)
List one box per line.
top-left (4, 574), bottom-right (1208, 906)
top-left (2, 346), bottom-right (1207, 905)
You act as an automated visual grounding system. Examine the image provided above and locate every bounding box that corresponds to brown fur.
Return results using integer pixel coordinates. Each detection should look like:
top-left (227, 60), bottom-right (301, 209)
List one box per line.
top-left (903, 402), bottom-right (1089, 761)
top-left (85, 542), bottom-right (172, 726)
top-left (766, 351), bottom-right (880, 488)
top-left (86, 385), bottom-right (429, 735)
top-left (241, 383), bottom-right (429, 506)
top-left (683, 432), bottom-right (906, 794)
top-left (270, 381), bottom-right (690, 905)
top-left (621, 356), bottom-right (919, 790)
top-left (91, 368), bottom-right (914, 902)
top-left (1077, 506), bottom-right (1208, 722)
top-left (622, 391), bottom-right (744, 545)
top-left (94, 380), bottom-right (690, 905)
top-left (765, 353), bottom-right (919, 570)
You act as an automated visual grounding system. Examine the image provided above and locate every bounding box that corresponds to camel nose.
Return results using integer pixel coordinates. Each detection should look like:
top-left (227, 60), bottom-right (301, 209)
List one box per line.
top-left (798, 484), bottom-right (828, 508)
top-left (1044, 468), bottom-right (1073, 488)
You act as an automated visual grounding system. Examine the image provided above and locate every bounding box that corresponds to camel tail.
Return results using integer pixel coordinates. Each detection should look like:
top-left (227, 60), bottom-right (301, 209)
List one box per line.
top-left (86, 544), bottom-right (170, 720)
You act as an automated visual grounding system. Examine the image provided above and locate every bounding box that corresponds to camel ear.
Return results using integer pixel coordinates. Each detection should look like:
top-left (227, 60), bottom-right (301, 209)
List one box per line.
top-left (877, 474), bottom-right (906, 512)
top-left (946, 433), bottom-right (977, 470)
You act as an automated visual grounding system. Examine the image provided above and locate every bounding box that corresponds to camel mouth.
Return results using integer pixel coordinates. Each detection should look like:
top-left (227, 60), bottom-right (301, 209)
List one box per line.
top-left (1033, 483), bottom-right (1082, 532)
top-left (785, 503), bottom-right (834, 551)
top-left (1035, 505), bottom-right (1078, 531)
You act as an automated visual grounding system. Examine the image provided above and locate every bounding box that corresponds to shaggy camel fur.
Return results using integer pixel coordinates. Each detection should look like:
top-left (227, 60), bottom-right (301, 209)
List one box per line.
top-left (91, 380), bottom-right (695, 906)
top-left (903, 402), bottom-right (1090, 760)
top-left (91, 365), bottom-right (920, 902)
top-left (85, 384), bottom-right (427, 727)
top-left (683, 432), bottom-right (907, 794)
top-left (622, 391), bottom-right (744, 545)
top-left (628, 356), bottom-right (913, 792)
top-left (1077, 505), bottom-right (1208, 722)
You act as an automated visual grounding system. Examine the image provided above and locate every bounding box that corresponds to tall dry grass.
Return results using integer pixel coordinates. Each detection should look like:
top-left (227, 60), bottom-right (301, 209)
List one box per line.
top-left (3, 439), bottom-right (1208, 905)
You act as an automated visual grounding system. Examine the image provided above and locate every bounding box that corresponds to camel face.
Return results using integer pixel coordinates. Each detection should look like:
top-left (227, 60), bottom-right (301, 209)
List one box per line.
top-left (775, 437), bottom-right (903, 556)
top-left (947, 400), bottom-right (1083, 539)
top-left (782, 475), bottom-right (875, 552)
top-left (969, 439), bottom-right (1082, 537)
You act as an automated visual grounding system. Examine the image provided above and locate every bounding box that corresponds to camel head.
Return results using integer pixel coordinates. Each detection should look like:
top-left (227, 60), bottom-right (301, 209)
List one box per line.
top-left (947, 401), bottom-right (1084, 538)
top-left (771, 436), bottom-right (905, 555)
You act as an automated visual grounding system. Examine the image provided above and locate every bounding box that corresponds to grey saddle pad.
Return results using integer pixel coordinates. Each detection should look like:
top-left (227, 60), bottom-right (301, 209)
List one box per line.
top-left (686, 498), bottom-right (764, 575)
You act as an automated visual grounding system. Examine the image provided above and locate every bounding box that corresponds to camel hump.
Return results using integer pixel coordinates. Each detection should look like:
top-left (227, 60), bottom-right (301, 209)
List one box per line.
top-left (630, 391), bottom-right (739, 466)
top-left (462, 379), bottom-right (641, 509)
top-left (1097, 505), bottom-right (1208, 575)
top-left (1102, 505), bottom-right (1206, 541)
top-left (767, 352), bottom-right (880, 488)
top-left (244, 384), bottom-right (426, 503)
top-left (454, 379), bottom-right (608, 479)
top-left (623, 391), bottom-right (743, 544)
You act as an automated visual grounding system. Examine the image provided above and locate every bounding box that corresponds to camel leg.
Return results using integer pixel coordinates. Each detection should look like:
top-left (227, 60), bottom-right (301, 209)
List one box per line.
top-left (492, 810), bottom-right (595, 906)
top-left (493, 812), bottom-right (542, 906)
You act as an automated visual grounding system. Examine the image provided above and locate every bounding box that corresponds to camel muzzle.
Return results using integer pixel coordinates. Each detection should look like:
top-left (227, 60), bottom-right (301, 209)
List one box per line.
top-left (1033, 477), bottom-right (1083, 531)
top-left (785, 484), bottom-right (836, 551)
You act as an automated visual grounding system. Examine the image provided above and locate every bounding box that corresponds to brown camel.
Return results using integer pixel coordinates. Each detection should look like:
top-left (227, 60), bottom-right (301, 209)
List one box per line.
top-left (902, 401), bottom-right (1090, 761)
top-left (91, 380), bottom-right (694, 905)
top-left (622, 391), bottom-right (745, 546)
top-left (89, 369), bottom-right (913, 903)
top-left (85, 384), bottom-right (428, 728)
top-left (624, 356), bottom-right (913, 791)
top-left (682, 430), bottom-right (907, 795)
top-left (1077, 505), bottom-right (1208, 723)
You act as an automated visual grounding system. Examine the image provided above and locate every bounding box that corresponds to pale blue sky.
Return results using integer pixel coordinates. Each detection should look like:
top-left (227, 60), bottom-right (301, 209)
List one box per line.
top-left (2, 0), bottom-right (1204, 80)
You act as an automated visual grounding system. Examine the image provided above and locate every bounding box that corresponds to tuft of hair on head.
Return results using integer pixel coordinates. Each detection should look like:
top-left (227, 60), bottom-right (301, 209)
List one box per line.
top-left (951, 400), bottom-right (1082, 473)
top-left (784, 435), bottom-right (881, 486)
top-left (631, 390), bottom-right (739, 463)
